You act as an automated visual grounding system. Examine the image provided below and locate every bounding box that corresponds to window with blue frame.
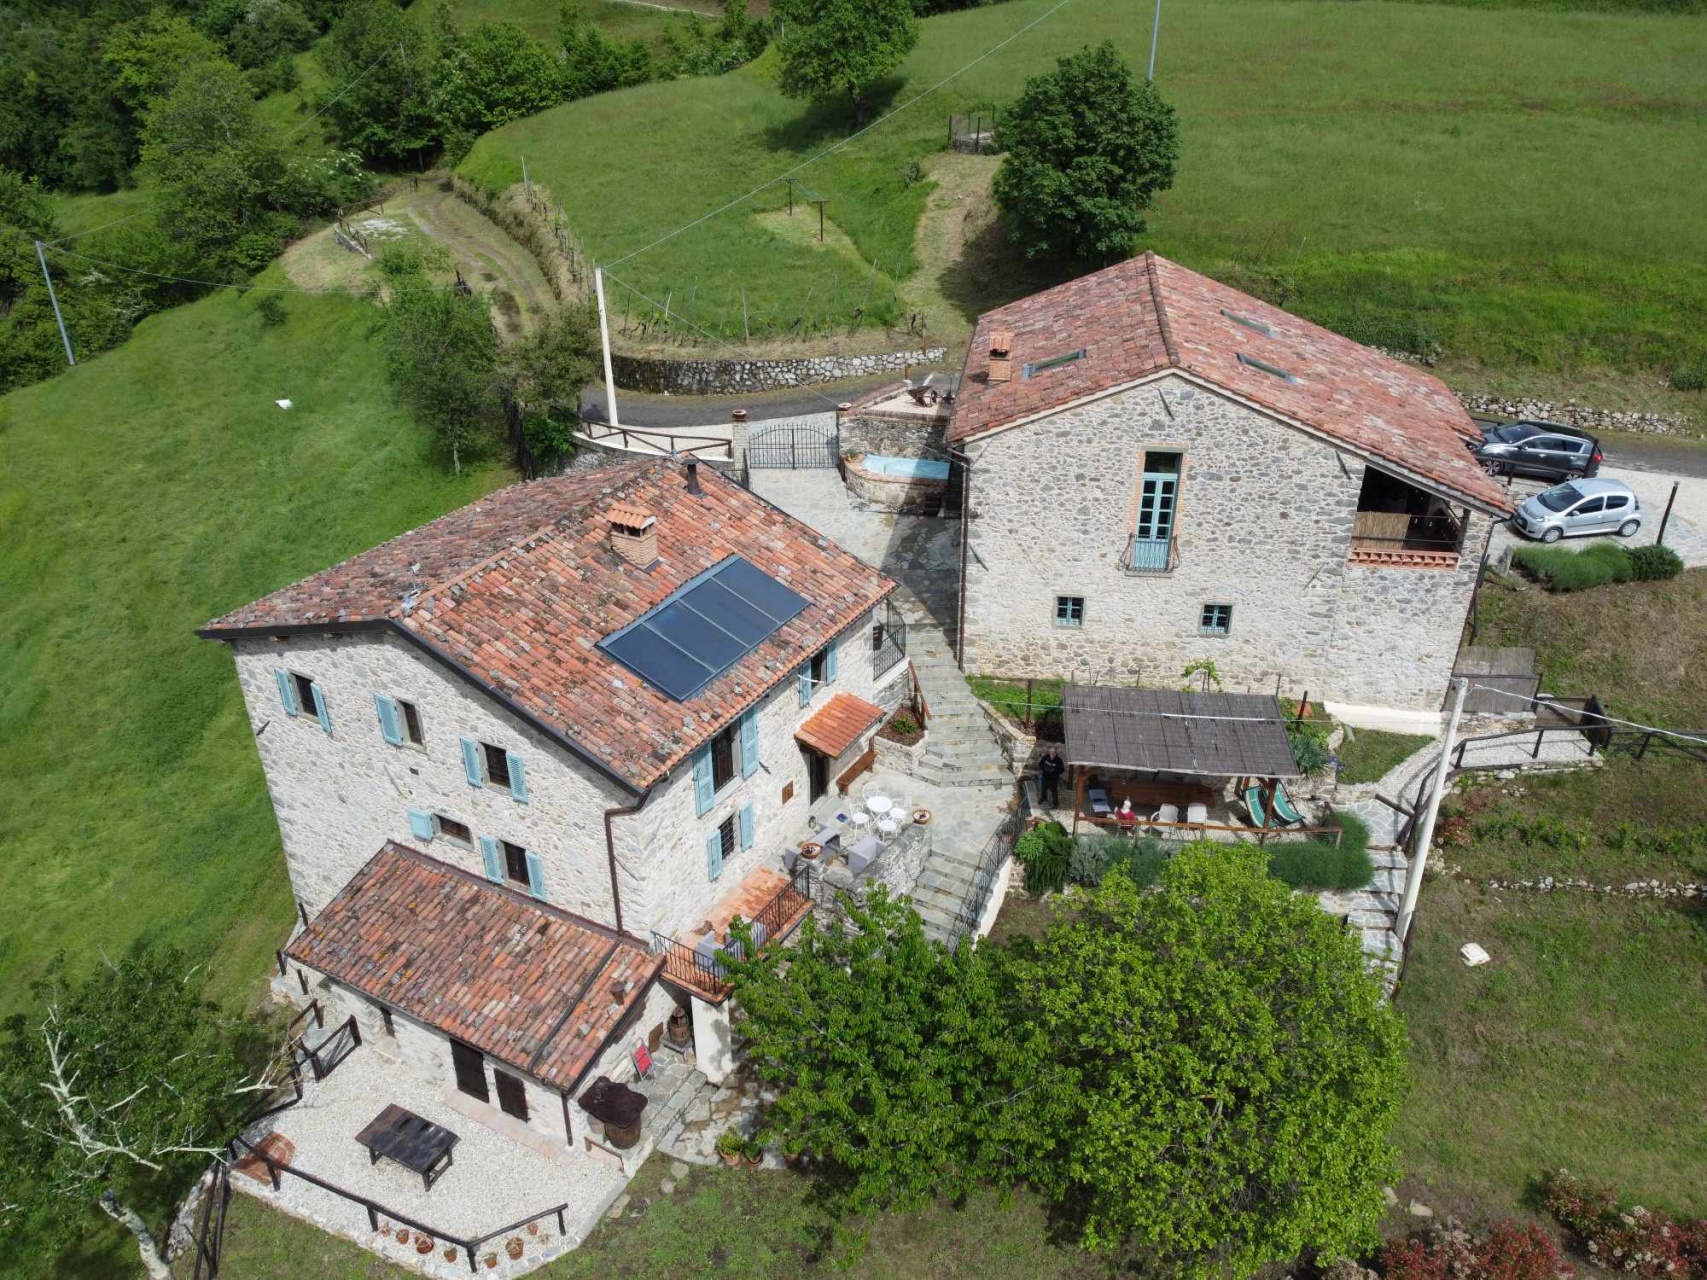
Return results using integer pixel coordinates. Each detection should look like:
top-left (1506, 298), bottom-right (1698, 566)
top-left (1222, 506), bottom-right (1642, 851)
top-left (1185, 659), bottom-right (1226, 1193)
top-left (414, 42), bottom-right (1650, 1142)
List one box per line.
top-left (1054, 596), bottom-right (1085, 628)
top-left (1200, 603), bottom-right (1233, 636)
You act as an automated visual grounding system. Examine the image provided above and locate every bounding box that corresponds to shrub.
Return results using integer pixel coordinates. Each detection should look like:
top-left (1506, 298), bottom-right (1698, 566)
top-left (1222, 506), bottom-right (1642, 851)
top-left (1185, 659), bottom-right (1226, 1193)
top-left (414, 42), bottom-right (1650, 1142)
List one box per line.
top-left (1016, 820), bottom-right (1071, 894)
top-left (1628, 543), bottom-right (1684, 581)
top-left (889, 713), bottom-right (918, 736)
top-left (1670, 363), bottom-right (1705, 392)
top-left (1512, 541), bottom-right (1633, 591)
top-left (1265, 811), bottom-right (1373, 891)
top-left (1543, 1169), bottom-right (1706, 1279)
top-left (1068, 836), bottom-right (1113, 887)
top-left (1384, 1222), bottom-right (1573, 1280)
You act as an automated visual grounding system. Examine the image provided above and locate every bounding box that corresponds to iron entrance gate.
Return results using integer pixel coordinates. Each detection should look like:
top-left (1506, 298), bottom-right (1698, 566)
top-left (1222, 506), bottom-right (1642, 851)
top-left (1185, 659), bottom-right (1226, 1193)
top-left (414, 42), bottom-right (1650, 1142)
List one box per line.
top-left (746, 414), bottom-right (838, 469)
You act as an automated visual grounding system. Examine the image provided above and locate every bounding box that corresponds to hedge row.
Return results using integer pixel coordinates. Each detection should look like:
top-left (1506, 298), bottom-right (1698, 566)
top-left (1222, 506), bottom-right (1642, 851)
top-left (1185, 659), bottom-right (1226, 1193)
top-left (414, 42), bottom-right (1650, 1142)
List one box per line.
top-left (1512, 540), bottom-right (1683, 591)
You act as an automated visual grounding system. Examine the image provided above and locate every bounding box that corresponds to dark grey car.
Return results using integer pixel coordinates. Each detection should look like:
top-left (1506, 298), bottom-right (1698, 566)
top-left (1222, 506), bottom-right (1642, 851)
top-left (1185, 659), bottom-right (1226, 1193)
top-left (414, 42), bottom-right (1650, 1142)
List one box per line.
top-left (1472, 420), bottom-right (1603, 481)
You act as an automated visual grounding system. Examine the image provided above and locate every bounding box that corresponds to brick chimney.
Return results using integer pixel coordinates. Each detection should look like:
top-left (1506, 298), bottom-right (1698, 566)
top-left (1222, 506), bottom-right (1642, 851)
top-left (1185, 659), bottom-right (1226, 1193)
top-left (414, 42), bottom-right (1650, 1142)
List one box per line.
top-left (607, 502), bottom-right (658, 567)
top-left (987, 328), bottom-right (1015, 383)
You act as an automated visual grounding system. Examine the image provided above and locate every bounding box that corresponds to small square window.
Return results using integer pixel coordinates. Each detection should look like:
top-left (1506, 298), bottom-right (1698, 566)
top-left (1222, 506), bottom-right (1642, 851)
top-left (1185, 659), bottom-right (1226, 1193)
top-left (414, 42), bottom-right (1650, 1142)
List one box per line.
top-left (400, 700), bottom-right (424, 745)
top-left (434, 814), bottom-right (472, 845)
top-left (718, 814), bottom-right (737, 860)
top-left (291, 672), bottom-right (317, 712)
top-left (1200, 604), bottom-right (1233, 636)
top-left (483, 742), bottom-right (512, 789)
top-left (501, 839), bottom-right (530, 887)
top-left (1054, 596), bottom-right (1085, 628)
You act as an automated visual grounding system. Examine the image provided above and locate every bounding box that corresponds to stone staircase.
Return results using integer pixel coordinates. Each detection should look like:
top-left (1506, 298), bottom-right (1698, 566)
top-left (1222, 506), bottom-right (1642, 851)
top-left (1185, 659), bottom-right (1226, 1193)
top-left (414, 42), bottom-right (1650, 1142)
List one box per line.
top-left (909, 829), bottom-right (1003, 943)
top-left (908, 632), bottom-right (1013, 790)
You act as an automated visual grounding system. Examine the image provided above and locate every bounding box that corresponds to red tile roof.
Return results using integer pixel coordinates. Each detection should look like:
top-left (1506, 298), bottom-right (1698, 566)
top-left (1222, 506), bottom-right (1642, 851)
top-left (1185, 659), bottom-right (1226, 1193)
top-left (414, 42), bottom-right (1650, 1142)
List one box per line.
top-left (201, 461), bottom-right (895, 790)
top-left (948, 253), bottom-right (1512, 514)
top-left (794, 692), bottom-right (884, 758)
top-left (285, 843), bottom-right (663, 1090)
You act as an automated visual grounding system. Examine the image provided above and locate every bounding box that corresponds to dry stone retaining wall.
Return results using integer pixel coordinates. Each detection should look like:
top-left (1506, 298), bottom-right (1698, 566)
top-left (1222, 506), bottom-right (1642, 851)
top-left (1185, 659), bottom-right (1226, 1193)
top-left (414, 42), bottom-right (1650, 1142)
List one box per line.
top-left (1455, 392), bottom-right (1691, 437)
top-left (613, 348), bottom-right (947, 396)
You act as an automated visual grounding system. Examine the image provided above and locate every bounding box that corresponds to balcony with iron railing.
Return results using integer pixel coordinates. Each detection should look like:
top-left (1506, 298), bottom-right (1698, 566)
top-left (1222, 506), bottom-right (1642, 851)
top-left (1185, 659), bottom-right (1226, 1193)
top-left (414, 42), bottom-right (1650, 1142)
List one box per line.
top-left (1120, 534), bottom-right (1174, 575)
top-left (651, 863), bottom-right (815, 1001)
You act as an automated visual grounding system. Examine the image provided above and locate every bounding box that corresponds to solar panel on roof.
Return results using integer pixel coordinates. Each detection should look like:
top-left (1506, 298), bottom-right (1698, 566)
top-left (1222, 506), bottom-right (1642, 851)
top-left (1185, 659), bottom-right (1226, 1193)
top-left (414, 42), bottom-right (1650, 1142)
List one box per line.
top-left (598, 555), bottom-right (810, 702)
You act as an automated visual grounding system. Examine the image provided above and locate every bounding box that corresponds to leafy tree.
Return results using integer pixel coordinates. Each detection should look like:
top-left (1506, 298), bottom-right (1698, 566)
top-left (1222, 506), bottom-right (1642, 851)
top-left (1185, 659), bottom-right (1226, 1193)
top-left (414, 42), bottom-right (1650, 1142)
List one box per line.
top-left (139, 58), bottom-right (305, 278)
top-left (0, 946), bottom-right (261, 1280)
top-left (771, 0), bottom-right (918, 124)
top-left (104, 12), bottom-right (224, 117)
top-left (1005, 846), bottom-right (1407, 1276)
top-left (993, 41), bottom-right (1179, 267)
top-left (380, 248), bottom-right (500, 472)
top-left (725, 888), bottom-right (1028, 1218)
top-left (434, 21), bottom-right (566, 142)
top-left (499, 303), bottom-right (599, 475)
top-left (318, 0), bottom-right (442, 165)
top-left (559, 0), bottom-right (655, 99)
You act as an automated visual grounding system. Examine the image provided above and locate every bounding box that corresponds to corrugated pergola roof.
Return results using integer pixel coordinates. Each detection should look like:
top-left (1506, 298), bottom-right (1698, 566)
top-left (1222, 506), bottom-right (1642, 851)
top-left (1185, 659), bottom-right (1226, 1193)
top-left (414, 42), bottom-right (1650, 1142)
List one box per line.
top-left (1062, 684), bottom-right (1301, 779)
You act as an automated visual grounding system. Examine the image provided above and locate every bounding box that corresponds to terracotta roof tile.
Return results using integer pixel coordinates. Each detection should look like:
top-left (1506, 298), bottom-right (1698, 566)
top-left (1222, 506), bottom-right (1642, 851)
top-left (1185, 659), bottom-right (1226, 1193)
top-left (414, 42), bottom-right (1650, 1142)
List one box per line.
top-left (949, 253), bottom-right (1512, 514)
top-left (794, 692), bottom-right (883, 758)
top-left (202, 461), bottom-right (896, 790)
top-left (284, 843), bottom-right (662, 1090)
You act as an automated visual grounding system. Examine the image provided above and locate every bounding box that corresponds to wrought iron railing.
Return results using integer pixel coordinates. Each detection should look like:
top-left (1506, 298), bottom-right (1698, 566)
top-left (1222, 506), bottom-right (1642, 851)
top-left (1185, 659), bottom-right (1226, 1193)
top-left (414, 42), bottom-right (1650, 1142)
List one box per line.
top-left (1120, 534), bottom-right (1173, 574)
top-left (228, 1133), bottom-right (571, 1274)
top-left (953, 806), bottom-right (1018, 937)
top-left (873, 605), bottom-right (907, 679)
top-left (651, 864), bottom-right (815, 996)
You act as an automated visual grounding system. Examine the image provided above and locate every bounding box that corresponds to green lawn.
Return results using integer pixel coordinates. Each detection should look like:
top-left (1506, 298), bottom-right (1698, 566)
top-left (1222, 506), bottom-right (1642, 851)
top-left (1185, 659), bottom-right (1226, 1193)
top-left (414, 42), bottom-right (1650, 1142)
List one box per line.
top-left (1393, 877), bottom-right (1707, 1221)
top-left (0, 276), bottom-right (502, 1030)
top-left (1335, 728), bottom-right (1433, 785)
top-left (461, 0), bottom-right (1707, 375)
top-left (193, 1153), bottom-right (1103, 1280)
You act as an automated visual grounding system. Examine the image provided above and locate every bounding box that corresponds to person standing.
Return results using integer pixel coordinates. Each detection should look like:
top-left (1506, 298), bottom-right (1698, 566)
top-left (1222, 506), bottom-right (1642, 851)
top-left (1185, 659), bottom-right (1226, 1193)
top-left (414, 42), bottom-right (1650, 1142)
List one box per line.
top-left (1038, 744), bottom-right (1065, 809)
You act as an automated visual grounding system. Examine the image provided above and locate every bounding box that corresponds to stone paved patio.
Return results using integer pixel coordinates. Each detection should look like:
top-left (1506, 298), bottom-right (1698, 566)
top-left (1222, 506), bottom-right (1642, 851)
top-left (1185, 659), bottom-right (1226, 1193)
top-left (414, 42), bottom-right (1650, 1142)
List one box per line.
top-left (235, 1046), bottom-right (628, 1277)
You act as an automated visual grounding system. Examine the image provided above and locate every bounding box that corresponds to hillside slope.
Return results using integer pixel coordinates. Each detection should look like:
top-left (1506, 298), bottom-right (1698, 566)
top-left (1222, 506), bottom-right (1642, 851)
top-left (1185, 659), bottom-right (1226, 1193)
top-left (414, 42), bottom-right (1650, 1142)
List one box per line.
top-left (460, 0), bottom-right (1707, 374)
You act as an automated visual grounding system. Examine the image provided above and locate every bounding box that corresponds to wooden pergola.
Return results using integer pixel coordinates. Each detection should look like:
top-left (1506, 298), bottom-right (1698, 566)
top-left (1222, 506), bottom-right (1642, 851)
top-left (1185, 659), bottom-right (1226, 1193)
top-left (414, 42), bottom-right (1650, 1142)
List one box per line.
top-left (1060, 685), bottom-right (1333, 840)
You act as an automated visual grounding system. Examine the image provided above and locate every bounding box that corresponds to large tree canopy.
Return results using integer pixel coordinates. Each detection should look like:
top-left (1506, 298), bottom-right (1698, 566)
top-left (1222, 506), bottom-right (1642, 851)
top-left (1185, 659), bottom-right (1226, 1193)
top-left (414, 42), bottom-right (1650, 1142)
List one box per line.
top-left (771, 0), bottom-right (918, 122)
top-left (993, 40), bottom-right (1179, 267)
top-left (1006, 846), bottom-right (1408, 1275)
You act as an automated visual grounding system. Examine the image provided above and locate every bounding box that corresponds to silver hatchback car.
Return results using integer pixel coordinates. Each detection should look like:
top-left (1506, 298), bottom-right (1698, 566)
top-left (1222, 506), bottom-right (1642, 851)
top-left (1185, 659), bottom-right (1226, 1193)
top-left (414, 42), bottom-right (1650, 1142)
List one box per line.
top-left (1511, 477), bottom-right (1642, 543)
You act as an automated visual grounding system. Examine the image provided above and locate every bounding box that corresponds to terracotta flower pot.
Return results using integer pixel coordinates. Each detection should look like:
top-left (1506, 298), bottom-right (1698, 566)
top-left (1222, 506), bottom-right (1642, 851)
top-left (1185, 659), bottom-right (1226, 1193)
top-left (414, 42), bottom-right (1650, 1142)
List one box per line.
top-left (394, 1229), bottom-right (410, 1246)
top-left (506, 1237), bottom-right (525, 1261)
top-left (526, 1222), bottom-right (539, 1237)
top-left (719, 1148), bottom-right (742, 1168)
top-left (799, 843), bottom-right (822, 861)
top-left (912, 808), bottom-right (932, 826)
top-left (416, 1236), bottom-right (434, 1255)
top-left (484, 1253), bottom-right (498, 1269)
top-left (444, 1246), bottom-right (458, 1263)
top-left (743, 1151), bottom-right (763, 1167)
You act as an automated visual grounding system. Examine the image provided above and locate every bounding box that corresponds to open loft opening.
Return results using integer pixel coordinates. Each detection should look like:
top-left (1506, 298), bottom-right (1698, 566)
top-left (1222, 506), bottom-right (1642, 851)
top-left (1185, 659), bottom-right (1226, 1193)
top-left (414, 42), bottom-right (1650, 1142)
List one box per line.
top-left (1349, 467), bottom-right (1467, 568)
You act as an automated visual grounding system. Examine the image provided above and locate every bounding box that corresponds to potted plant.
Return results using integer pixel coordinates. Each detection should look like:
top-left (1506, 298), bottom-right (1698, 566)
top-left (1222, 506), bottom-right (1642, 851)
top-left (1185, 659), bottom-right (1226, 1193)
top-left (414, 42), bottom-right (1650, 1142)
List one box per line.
top-left (506, 1237), bottom-right (525, 1261)
top-left (716, 1128), bottom-right (744, 1168)
top-left (742, 1136), bottom-right (764, 1167)
top-left (798, 842), bottom-right (823, 862)
top-left (415, 1235), bottom-right (435, 1256)
top-left (444, 1246), bottom-right (459, 1263)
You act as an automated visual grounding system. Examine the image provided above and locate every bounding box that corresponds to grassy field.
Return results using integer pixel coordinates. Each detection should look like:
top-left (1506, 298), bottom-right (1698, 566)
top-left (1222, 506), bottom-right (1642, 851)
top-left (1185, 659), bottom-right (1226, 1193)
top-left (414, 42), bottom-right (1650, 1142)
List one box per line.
top-left (1336, 728), bottom-right (1434, 785)
top-left (461, 0), bottom-right (1707, 380)
top-left (0, 276), bottom-right (502, 1031)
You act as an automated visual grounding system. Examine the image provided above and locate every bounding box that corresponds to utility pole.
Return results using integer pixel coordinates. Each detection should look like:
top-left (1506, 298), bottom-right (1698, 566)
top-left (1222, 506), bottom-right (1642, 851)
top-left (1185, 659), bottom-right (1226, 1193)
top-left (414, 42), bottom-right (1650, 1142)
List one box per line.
top-left (593, 267), bottom-right (620, 430)
top-left (1657, 481), bottom-right (1679, 546)
top-left (809, 198), bottom-right (829, 243)
top-left (35, 241), bottom-right (75, 368)
top-left (1147, 0), bottom-right (1162, 80)
top-left (1395, 677), bottom-right (1468, 945)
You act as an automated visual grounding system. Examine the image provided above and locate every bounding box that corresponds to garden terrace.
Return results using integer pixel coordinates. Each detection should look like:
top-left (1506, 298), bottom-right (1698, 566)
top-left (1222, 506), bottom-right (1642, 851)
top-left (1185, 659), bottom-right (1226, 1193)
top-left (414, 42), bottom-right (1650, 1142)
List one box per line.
top-left (651, 865), bottom-right (815, 1003)
top-left (1060, 685), bottom-right (1339, 841)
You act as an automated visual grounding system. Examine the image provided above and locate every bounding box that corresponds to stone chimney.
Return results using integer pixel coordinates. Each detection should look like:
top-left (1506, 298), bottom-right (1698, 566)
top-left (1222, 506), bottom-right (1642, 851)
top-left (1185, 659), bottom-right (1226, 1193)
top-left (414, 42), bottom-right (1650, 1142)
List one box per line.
top-left (607, 502), bottom-right (658, 567)
top-left (987, 328), bottom-right (1015, 383)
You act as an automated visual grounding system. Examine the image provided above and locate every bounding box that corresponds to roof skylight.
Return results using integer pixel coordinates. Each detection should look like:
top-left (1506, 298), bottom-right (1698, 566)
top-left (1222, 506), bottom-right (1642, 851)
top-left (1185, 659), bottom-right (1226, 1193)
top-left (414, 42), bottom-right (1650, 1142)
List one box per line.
top-left (1022, 348), bottom-right (1087, 379)
top-left (1236, 352), bottom-right (1301, 384)
top-left (1221, 308), bottom-right (1274, 337)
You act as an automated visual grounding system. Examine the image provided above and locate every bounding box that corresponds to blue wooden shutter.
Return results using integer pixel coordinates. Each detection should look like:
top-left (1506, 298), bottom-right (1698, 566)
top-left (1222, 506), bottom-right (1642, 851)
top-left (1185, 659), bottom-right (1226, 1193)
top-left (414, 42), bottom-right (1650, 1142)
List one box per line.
top-left (275, 669), bottom-right (298, 716)
top-left (507, 752), bottom-right (529, 804)
top-left (797, 668), bottom-right (812, 707)
top-left (738, 802), bottom-right (754, 851)
top-left (739, 709), bottom-right (759, 779)
top-left (524, 850), bottom-right (545, 900)
top-left (705, 830), bottom-right (724, 881)
top-left (692, 746), bottom-right (714, 816)
top-left (310, 683), bottom-right (332, 735)
top-left (460, 738), bottom-right (484, 787)
top-left (374, 695), bottom-right (402, 746)
top-left (407, 808), bottom-right (435, 841)
top-left (478, 836), bottom-right (503, 882)
top-left (825, 639), bottom-right (838, 684)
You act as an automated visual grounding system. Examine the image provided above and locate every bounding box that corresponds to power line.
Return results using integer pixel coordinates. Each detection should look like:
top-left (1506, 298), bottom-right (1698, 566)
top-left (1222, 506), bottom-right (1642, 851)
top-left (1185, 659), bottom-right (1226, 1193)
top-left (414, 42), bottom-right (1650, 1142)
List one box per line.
top-left (1465, 683), bottom-right (1707, 746)
top-left (45, 244), bottom-right (460, 297)
top-left (604, 0), bottom-right (1080, 270)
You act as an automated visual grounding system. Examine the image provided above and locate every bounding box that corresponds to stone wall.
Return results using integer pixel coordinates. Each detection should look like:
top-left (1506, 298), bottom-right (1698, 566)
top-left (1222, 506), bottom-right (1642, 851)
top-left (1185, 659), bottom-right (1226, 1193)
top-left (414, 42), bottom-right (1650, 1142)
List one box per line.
top-left (1455, 392), bottom-right (1691, 437)
top-left (229, 632), bottom-right (631, 924)
top-left (843, 457), bottom-right (947, 511)
top-left (838, 404), bottom-right (950, 460)
top-left (612, 347), bottom-right (947, 396)
top-left (959, 374), bottom-right (1482, 711)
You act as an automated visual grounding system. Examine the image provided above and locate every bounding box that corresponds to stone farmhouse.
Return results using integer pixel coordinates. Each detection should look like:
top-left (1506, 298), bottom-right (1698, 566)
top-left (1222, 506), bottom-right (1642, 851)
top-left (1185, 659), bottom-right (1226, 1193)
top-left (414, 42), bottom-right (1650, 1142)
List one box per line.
top-left (944, 252), bottom-right (1515, 715)
top-left (198, 458), bottom-right (908, 1263)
